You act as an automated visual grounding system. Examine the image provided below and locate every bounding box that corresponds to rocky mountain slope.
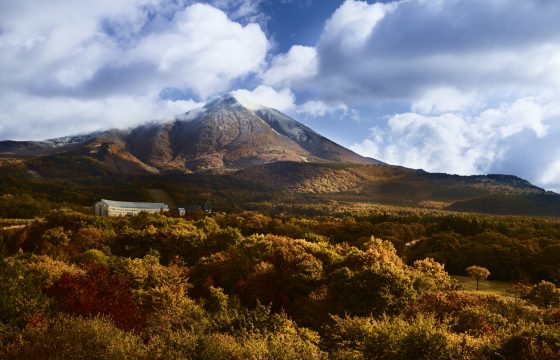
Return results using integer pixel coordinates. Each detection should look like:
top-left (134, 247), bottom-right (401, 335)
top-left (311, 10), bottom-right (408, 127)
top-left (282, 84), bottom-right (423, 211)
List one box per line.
top-left (0, 95), bottom-right (378, 173)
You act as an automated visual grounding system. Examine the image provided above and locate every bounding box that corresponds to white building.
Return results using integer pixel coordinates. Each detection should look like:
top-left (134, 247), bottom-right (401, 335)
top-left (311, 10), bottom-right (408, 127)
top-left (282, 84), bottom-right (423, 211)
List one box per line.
top-left (94, 199), bottom-right (169, 217)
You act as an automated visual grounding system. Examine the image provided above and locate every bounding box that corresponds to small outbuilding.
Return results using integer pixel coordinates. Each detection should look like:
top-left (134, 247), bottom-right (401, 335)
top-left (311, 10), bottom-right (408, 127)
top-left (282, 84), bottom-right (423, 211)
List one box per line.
top-left (176, 200), bottom-right (213, 215)
top-left (94, 199), bottom-right (169, 217)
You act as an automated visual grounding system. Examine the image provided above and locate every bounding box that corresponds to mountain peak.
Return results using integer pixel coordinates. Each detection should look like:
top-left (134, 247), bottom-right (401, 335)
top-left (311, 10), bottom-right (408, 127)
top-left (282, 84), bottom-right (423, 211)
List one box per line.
top-left (175, 93), bottom-right (274, 123)
top-left (205, 94), bottom-right (244, 110)
top-left (204, 93), bottom-right (268, 113)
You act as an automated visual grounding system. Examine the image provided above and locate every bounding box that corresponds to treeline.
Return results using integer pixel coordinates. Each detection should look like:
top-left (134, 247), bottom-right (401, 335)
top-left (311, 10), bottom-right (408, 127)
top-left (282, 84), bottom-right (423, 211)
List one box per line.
top-left (2, 197), bottom-right (559, 283)
top-left (211, 210), bottom-right (560, 283)
top-left (1, 210), bottom-right (559, 359)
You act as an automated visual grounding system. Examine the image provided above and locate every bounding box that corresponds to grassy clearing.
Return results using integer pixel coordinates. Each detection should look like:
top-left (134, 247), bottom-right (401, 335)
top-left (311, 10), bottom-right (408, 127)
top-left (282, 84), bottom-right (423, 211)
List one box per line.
top-left (0, 218), bottom-right (36, 230)
top-left (451, 275), bottom-right (517, 299)
top-left (0, 218), bottom-right (35, 224)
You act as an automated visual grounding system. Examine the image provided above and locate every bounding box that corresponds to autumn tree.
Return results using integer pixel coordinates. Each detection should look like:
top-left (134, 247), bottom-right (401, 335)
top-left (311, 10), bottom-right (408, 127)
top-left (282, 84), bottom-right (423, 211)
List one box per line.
top-left (525, 281), bottom-right (560, 308)
top-left (0, 256), bottom-right (49, 326)
top-left (413, 258), bottom-right (452, 291)
top-left (466, 265), bottom-right (490, 290)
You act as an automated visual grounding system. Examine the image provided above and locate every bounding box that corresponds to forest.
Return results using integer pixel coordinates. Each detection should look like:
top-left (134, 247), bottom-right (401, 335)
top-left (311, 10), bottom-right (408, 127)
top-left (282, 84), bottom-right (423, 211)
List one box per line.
top-left (1, 208), bottom-right (559, 359)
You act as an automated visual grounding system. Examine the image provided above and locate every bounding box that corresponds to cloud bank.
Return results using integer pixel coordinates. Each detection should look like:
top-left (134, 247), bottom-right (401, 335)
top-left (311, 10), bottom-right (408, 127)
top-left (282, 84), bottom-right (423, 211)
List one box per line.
top-left (313, 0), bottom-right (560, 101)
top-left (0, 0), bottom-right (268, 139)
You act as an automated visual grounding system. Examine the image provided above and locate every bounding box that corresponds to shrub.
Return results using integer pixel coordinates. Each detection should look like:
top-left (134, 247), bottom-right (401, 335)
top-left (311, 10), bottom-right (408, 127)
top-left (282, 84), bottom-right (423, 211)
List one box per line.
top-left (413, 258), bottom-right (453, 292)
top-left (525, 281), bottom-right (560, 308)
top-left (267, 328), bottom-right (327, 360)
top-left (0, 257), bottom-right (49, 326)
top-left (323, 315), bottom-right (377, 354)
top-left (498, 325), bottom-right (560, 360)
top-left (74, 249), bottom-right (109, 267)
top-left (452, 307), bottom-right (508, 336)
top-left (6, 315), bottom-right (147, 359)
top-left (328, 265), bottom-right (416, 316)
top-left (197, 333), bottom-right (251, 360)
top-left (146, 329), bottom-right (198, 360)
top-left (24, 254), bottom-right (85, 287)
top-left (325, 316), bottom-right (460, 360)
top-left (363, 316), bottom-right (458, 360)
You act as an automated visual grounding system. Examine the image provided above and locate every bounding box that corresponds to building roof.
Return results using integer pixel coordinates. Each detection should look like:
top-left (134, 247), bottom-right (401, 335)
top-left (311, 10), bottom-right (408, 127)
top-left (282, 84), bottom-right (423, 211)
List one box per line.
top-left (97, 199), bottom-right (168, 209)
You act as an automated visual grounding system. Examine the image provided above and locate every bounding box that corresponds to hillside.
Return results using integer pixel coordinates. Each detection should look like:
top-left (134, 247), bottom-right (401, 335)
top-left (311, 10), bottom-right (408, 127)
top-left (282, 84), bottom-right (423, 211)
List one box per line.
top-left (233, 161), bottom-right (560, 215)
top-left (1, 156), bottom-right (560, 217)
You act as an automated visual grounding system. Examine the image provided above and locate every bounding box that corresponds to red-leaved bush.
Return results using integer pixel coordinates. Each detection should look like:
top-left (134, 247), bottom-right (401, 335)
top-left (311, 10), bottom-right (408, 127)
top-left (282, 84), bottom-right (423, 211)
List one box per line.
top-left (46, 265), bottom-right (144, 331)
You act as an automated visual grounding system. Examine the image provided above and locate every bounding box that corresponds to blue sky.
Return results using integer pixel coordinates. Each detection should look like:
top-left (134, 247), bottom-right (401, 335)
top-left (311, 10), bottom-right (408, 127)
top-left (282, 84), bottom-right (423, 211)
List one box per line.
top-left (1, 0), bottom-right (560, 192)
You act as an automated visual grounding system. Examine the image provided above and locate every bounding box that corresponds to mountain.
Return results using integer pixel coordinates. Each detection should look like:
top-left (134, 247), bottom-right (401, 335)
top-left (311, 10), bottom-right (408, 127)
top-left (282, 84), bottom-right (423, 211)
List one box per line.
top-left (124, 95), bottom-right (378, 172)
top-left (0, 95), bottom-right (378, 173)
top-left (1, 94), bottom-right (560, 216)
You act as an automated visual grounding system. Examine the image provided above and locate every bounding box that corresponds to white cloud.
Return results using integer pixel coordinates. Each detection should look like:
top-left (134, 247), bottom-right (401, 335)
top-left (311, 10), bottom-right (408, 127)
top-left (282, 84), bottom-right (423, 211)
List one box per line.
top-left (0, 0), bottom-right (153, 86)
top-left (481, 98), bottom-right (547, 138)
top-left (320, 0), bottom-right (396, 52)
top-left (0, 1), bottom-right (269, 140)
top-left (411, 87), bottom-right (481, 116)
top-left (233, 86), bottom-right (350, 118)
top-left (232, 85), bottom-right (295, 111)
top-left (296, 100), bottom-right (348, 117)
top-left (314, 0), bottom-right (560, 101)
top-left (131, 3), bottom-right (268, 98)
top-left (0, 93), bottom-right (202, 141)
top-left (261, 45), bottom-right (317, 87)
top-left (351, 96), bottom-right (560, 189)
top-left (353, 112), bottom-right (483, 175)
top-left (539, 159), bottom-right (560, 189)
